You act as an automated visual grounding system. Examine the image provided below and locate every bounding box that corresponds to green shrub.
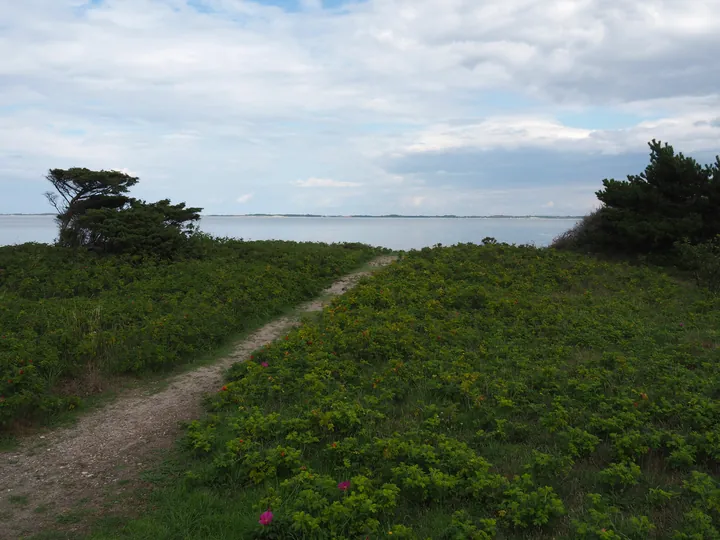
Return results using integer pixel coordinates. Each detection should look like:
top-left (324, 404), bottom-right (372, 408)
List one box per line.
top-left (0, 240), bottom-right (385, 428)
top-left (101, 243), bottom-right (720, 539)
top-left (675, 235), bottom-right (720, 293)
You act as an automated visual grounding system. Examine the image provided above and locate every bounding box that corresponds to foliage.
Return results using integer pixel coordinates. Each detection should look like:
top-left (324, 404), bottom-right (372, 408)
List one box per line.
top-left (75, 199), bottom-right (202, 258)
top-left (553, 140), bottom-right (720, 258)
top-left (44, 167), bottom-right (139, 247)
top-left (44, 167), bottom-right (202, 256)
top-left (0, 239), bottom-right (385, 428)
top-left (90, 242), bottom-right (720, 538)
top-left (675, 235), bottom-right (720, 293)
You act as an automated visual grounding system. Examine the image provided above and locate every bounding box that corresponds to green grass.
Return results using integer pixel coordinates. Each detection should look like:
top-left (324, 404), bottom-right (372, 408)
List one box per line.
top-left (69, 244), bottom-right (720, 537)
top-left (0, 240), bottom-right (388, 430)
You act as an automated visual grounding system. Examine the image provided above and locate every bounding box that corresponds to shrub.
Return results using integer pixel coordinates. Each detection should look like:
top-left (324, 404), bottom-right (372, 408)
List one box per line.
top-left (0, 240), bottom-right (385, 428)
top-left (675, 235), bottom-right (720, 293)
top-left (551, 207), bottom-right (605, 251)
top-left (87, 244), bottom-right (720, 539)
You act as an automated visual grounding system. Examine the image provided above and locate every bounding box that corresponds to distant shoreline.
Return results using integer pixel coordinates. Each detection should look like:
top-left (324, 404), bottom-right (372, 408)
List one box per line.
top-left (206, 214), bottom-right (585, 219)
top-left (0, 213), bottom-right (584, 219)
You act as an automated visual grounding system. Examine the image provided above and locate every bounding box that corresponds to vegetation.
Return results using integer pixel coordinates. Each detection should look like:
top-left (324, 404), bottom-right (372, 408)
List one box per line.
top-left (552, 140), bottom-right (720, 262)
top-left (85, 242), bottom-right (720, 539)
top-left (44, 167), bottom-right (202, 257)
top-left (0, 239), bottom-right (385, 429)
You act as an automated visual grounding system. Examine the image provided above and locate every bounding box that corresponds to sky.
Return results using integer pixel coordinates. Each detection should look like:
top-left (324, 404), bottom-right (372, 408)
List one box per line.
top-left (1, 0), bottom-right (719, 216)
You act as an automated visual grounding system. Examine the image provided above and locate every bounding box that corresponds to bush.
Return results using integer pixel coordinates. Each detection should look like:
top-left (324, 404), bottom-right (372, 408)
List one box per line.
top-left (0, 240), bottom-right (385, 428)
top-left (551, 208), bottom-right (605, 252)
top-left (675, 235), bottom-right (720, 293)
top-left (75, 199), bottom-right (201, 259)
top-left (117, 244), bottom-right (720, 539)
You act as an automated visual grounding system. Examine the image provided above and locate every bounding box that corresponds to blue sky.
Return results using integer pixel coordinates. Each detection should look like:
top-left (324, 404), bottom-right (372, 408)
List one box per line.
top-left (1, 0), bottom-right (719, 215)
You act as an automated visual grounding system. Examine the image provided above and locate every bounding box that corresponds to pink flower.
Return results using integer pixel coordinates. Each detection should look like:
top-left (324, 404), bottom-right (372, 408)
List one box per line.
top-left (338, 480), bottom-right (351, 491)
top-left (259, 510), bottom-right (274, 526)
top-left (261, 362), bottom-right (269, 368)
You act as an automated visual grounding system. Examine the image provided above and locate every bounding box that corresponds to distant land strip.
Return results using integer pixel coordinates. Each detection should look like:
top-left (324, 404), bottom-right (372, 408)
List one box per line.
top-left (1, 213), bottom-right (584, 219)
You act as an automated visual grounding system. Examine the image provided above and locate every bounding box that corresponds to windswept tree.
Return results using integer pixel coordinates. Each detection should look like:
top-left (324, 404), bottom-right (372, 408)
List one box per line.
top-left (45, 168), bottom-right (203, 257)
top-left (44, 168), bottom-right (139, 247)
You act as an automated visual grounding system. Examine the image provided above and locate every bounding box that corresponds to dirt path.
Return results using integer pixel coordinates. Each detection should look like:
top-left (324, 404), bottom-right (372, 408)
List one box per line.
top-left (0, 256), bottom-right (396, 539)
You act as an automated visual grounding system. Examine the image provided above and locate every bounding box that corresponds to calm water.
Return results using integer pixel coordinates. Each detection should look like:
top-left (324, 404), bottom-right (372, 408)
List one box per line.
top-left (0, 215), bottom-right (580, 251)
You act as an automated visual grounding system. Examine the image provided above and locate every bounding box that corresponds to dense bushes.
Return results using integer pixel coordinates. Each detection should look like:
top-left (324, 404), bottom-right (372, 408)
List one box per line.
top-left (0, 239), bottom-right (385, 428)
top-left (675, 235), bottom-right (720, 292)
top-left (95, 243), bottom-right (720, 539)
top-left (553, 140), bottom-right (720, 262)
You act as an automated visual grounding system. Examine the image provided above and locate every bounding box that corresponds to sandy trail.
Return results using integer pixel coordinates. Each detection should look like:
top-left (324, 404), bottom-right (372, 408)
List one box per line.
top-left (0, 255), bottom-right (396, 539)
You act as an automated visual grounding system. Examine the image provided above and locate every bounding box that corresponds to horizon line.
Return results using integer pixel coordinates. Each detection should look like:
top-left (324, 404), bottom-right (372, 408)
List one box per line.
top-left (0, 213), bottom-right (585, 218)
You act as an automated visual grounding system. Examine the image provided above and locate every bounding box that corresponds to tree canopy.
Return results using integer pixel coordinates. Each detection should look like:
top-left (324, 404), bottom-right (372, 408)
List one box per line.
top-left (553, 140), bottom-right (720, 258)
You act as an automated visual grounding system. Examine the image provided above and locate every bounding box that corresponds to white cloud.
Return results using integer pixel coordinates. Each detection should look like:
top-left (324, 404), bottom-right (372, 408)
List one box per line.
top-left (543, 201), bottom-right (555, 208)
top-left (295, 178), bottom-right (362, 188)
top-left (236, 193), bottom-right (254, 203)
top-left (0, 0), bottom-right (718, 217)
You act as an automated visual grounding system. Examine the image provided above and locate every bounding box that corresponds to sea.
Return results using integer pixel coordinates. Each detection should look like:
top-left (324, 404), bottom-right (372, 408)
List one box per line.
top-left (0, 215), bottom-right (581, 251)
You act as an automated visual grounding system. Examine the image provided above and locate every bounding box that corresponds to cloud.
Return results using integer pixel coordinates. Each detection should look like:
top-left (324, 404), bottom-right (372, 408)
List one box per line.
top-left (0, 0), bottom-right (718, 218)
top-left (112, 167), bottom-right (139, 177)
top-left (543, 201), bottom-right (555, 208)
top-left (236, 193), bottom-right (254, 203)
top-left (294, 178), bottom-right (362, 188)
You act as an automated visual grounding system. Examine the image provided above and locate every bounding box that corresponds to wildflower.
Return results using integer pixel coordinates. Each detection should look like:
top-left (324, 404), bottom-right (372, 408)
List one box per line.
top-left (640, 392), bottom-right (648, 400)
top-left (238, 439), bottom-right (244, 444)
top-left (18, 370), bottom-right (23, 375)
top-left (7, 380), bottom-right (12, 384)
top-left (261, 362), bottom-right (269, 368)
top-left (679, 323), bottom-right (684, 327)
top-left (281, 451), bottom-right (286, 457)
top-left (258, 510), bottom-right (274, 526)
top-left (633, 401), bottom-right (639, 408)
top-left (331, 442), bottom-right (338, 448)
top-left (338, 480), bottom-right (351, 491)
top-left (250, 355), bottom-right (254, 359)
top-left (28, 360), bottom-right (32, 364)
top-left (220, 385), bottom-right (228, 391)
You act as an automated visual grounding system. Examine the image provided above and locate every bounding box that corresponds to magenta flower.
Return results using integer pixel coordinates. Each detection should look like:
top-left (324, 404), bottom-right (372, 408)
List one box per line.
top-left (338, 480), bottom-right (351, 491)
top-left (259, 510), bottom-right (274, 526)
top-left (261, 362), bottom-right (269, 368)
